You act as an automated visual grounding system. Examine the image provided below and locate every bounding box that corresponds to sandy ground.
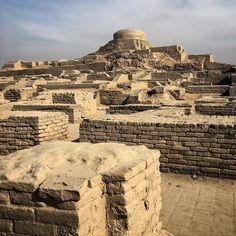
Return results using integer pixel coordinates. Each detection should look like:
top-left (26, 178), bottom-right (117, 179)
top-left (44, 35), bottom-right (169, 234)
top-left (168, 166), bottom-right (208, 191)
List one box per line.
top-left (161, 173), bottom-right (236, 236)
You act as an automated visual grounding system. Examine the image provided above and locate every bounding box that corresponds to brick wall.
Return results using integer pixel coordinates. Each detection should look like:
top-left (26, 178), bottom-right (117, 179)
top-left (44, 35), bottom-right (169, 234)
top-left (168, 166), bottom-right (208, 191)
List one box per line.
top-left (195, 103), bottom-right (236, 116)
top-left (99, 90), bottom-right (129, 105)
top-left (4, 89), bottom-right (21, 102)
top-left (0, 112), bottom-right (69, 155)
top-left (186, 85), bottom-right (229, 94)
top-left (80, 118), bottom-right (236, 179)
top-left (0, 142), bottom-right (162, 235)
top-left (107, 104), bottom-right (160, 114)
top-left (103, 153), bottom-right (161, 235)
top-left (12, 104), bottom-right (81, 123)
top-left (39, 83), bottom-right (100, 90)
top-left (52, 93), bottom-right (76, 104)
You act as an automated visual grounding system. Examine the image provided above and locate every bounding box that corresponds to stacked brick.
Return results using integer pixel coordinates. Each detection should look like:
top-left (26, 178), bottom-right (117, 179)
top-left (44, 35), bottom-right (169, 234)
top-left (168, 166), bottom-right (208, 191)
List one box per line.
top-left (0, 176), bottom-right (104, 235)
top-left (80, 118), bottom-right (236, 179)
top-left (103, 154), bottom-right (162, 235)
top-left (52, 92), bottom-right (76, 104)
top-left (107, 104), bottom-right (160, 114)
top-left (186, 85), bottom-right (229, 94)
top-left (195, 103), bottom-right (236, 116)
top-left (99, 90), bottom-right (129, 105)
top-left (4, 89), bottom-right (21, 102)
top-left (39, 83), bottom-right (100, 90)
top-left (0, 142), bottom-right (162, 235)
top-left (12, 104), bottom-right (81, 123)
top-left (0, 112), bottom-right (69, 155)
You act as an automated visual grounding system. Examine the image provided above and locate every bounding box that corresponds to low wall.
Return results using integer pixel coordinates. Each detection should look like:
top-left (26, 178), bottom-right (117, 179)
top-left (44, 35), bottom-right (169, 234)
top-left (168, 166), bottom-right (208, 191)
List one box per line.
top-left (39, 83), bottom-right (100, 90)
top-left (12, 104), bottom-right (81, 123)
top-left (107, 104), bottom-right (160, 114)
top-left (0, 62), bottom-right (107, 77)
top-left (186, 85), bottom-right (229, 94)
top-left (195, 103), bottom-right (236, 116)
top-left (0, 112), bottom-right (69, 155)
top-left (80, 116), bottom-right (236, 179)
top-left (4, 89), bottom-right (21, 102)
top-left (99, 90), bottom-right (129, 105)
top-left (0, 142), bottom-right (162, 235)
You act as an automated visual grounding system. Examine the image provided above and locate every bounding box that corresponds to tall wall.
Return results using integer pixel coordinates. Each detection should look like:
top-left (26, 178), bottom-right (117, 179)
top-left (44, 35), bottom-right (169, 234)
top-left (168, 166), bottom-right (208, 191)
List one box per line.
top-left (80, 118), bottom-right (236, 179)
top-left (0, 112), bottom-right (69, 155)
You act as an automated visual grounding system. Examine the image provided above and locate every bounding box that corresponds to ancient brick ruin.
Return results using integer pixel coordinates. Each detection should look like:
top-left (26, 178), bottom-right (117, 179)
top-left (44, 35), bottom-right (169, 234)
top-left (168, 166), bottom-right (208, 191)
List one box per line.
top-left (0, 142), bottom-right (162, 235)
top-left (0, 28), bottom-right (235, 235)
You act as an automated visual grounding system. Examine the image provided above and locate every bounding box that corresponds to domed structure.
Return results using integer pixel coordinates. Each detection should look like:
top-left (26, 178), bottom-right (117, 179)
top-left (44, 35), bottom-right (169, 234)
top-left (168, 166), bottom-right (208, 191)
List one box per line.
top-left (96, 28), bottom-right (152, 54)
top-left (113, 29), bottom-right (149, 41)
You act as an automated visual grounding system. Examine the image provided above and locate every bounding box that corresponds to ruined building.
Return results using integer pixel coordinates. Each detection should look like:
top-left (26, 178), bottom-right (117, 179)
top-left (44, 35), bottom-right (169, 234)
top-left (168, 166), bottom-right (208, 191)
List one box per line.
top-left (0, 29), bottom-right (235, 236)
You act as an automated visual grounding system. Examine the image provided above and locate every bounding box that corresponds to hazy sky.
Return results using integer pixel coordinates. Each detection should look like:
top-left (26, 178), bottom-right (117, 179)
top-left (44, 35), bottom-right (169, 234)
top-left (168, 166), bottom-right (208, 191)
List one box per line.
top-left (0, 0), bottom-right (235, 67)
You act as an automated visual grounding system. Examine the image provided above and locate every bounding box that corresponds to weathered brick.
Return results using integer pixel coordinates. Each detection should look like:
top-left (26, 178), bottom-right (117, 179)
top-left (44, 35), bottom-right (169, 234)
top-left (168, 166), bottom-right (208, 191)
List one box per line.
top-left (36, 208), bottom-right (78, 227)
top-left (14, 221), bottom-right (55, 236)
top-left (0, 205), bottom-right (34, 221)
top-left (0, 219), bottom-right (13, 232)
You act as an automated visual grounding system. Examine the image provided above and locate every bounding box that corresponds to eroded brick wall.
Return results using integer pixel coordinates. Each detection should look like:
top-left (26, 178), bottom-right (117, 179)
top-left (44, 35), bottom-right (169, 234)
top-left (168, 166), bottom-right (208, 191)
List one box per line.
top-left (0, 143), bottom-right (162, 235)
top-left (12, 104), bottom-right (81, 123)
top-left (80, 119), bottom-right (236, 179)
top-left (0, 112), bottom-right (69, 155)
top-left (186, 85), bottom-right (229, 94)
top-left (195, 103), bottom-right (236, 116)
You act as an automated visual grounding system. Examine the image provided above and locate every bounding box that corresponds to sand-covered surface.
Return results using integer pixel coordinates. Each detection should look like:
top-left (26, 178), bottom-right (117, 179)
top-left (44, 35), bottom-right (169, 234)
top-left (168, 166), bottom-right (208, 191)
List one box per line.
top-left (0, 141), bottom-right (159, 185)
top-left (86, 109), bottom-right (236, 125)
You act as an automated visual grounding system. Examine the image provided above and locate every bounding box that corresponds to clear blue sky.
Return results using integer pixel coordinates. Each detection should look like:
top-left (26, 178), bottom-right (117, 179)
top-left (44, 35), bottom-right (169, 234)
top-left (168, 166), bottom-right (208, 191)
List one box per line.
top-left (0, 0), bottom-right (235, 66)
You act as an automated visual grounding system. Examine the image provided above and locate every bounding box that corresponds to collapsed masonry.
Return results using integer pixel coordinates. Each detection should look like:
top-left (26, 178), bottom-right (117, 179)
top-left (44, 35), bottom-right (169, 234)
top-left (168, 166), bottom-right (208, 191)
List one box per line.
top-left (0, 142), bottom-right (163, 236)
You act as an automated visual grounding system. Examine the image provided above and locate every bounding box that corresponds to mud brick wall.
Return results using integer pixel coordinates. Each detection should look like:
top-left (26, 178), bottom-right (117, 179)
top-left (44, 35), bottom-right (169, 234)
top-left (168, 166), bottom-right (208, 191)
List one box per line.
top-left (12, 104), bottom-right (81, 123)
top-left (80, 119), bottom-right (236, 179)
top-left (0, 112), bottom-right (69, 155)
top-left (99, 90), bottom-right (129, 105)
top-left (102, 154), bottom-right (162, 235)
top-left (4, 89), bottom-right (21, 102)
top-left (107, 104), bottom-right (160, 114)
top-left (195, 103), bottom-right (236, 116)
top-left (186, 85), bottom-right (229, 94)
top-left (0, 143), bottom-right (162, 235)
top-left (39, 83), bottom-right (100, 90)
top-left (52, 92), bottom-right (76, 104)
top-left (0, 176), bottom-right (105, 236)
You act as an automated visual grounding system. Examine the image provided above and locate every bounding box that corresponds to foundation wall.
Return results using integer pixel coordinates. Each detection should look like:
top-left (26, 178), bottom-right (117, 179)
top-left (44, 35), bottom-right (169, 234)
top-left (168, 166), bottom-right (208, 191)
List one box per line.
top-left (107, 104), bottom-right (160, 114)
top-left (80, 119), bottom-right (236, 179)
top-left (195, 104), bottom-right (236, 116)
top-left (4, 89), bottom-right (21, 102)
top-left (99, 90), bottom-right (129, 105)
top-left (12, 104), bottom-right (81, 123)
top-left (0, 113), bottom-right (69, 155)
top-left (39, 83), bottom-right (100, 90)
top-left (0, 143), bottom-right (161, 235)
top-left (186, 85), bottom-right (229, 94)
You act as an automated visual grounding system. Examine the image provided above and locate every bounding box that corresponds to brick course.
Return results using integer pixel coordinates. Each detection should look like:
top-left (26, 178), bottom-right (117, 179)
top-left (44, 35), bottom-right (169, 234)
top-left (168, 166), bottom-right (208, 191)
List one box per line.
top-left (79, 118), bottom-right (236, 179)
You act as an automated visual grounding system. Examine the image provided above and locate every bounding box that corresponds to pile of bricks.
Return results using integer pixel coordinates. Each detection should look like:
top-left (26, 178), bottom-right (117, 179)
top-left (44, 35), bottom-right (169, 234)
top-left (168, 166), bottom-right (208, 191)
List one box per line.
top-left (0, 112), bottom-right (69, 155)
top-left (80, 117), bottom-right (236, 178)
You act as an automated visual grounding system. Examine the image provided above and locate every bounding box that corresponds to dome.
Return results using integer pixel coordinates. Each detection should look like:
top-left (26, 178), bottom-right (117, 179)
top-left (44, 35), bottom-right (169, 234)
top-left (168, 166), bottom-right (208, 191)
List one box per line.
top-left (113, 29), bottom-right (148, 41)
